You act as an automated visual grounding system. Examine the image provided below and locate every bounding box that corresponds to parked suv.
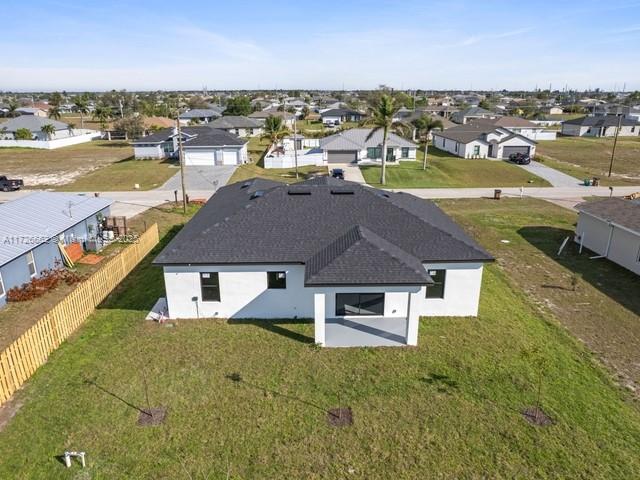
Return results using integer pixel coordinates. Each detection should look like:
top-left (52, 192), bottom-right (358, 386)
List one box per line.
top-left (508, 152), bottom-right (531, 165)
top-left (331, 168), bottom-right (345, 180)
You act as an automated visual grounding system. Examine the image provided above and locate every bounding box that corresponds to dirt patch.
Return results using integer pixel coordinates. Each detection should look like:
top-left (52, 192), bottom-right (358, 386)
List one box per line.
top-left (522, 406), bottom-right (554, 426)
top-left (137, 407), bottom-right (168, 426)
top-left (327, 407), bottom-right (353, 427)
top-left (0, 396), bottom-right (24, 433)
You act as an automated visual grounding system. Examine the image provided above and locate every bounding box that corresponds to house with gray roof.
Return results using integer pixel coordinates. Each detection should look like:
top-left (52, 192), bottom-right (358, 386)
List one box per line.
top-left (561, 115), bottom-right (640, 137)
top-left (451, 107), bottom-right (500, 125)
top-left (431, 122), bottom-right (537, 159)
top-left (154, 177), bottom-right (493, 347)
top-left (207, 116), bottom-right (264, 137)
top-left (0, 115), bottom-right (101, 149)
top-left (0, 192), bottom-right (112, 307)
top-left (178, 108), bottom-right (224, 125)
top-left (575, 198), bottom-right (640, 276)
top-left (320, 108), bottom-right (365, 125)
top-left (133, 125), bottom-right (248, 165)
top-left (319, 128), bottom-right (417, 164)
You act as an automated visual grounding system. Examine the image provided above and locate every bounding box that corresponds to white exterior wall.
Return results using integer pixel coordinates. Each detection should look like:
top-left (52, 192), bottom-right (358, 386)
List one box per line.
top-left (183, 145), bottom-right (247, 166)
top-left (432, 135), bottom-right (489, 159)
top-left (575, 213), bottom-right (640, 275)
top-left (561, 124), bottom-right (586, 136)
top-left (134, 145), bottom-right (164, 159)
top-left (495, 136), bottom-right (537, 159)
top-left (163, 262), bottom-right (485, 319)
top-left (0, 130), bottom-right (101, 149)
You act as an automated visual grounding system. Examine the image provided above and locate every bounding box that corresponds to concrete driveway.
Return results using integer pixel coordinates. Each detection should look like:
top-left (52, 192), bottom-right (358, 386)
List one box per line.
top-left (514, 160), bottom-right (581, 187)
top-left (329, 163), bottom-right (367, 184)
top-left (159, 165), bottom-right (237, 192)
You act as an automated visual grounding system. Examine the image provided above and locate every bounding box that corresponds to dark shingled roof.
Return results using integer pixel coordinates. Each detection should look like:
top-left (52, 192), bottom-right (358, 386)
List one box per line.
top-left (154, 178), bottom-right (493, 286)
top-left (132, 126), bottom-right (246, 147)
top-left (577, 198), bottom-right (640, 232)
top-left (564, 115), bottom-right (640, 127)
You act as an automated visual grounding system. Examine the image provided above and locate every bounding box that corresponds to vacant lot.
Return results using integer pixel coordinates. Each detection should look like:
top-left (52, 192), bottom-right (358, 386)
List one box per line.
top-left (56, 158), bottom-right (177, 192)
top-left (361, 148), bottom-right (550, 188)
top-left (0, 141), bottom-right (133, 187)
top-left (537, 136), bottom-right (640, 186)
top-left (0, 207), bottom-right (639, 477)
top-left (440, 198), bottom-right (640, 394)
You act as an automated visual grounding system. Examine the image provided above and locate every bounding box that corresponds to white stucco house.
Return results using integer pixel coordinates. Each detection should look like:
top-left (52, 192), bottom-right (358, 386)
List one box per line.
top-left (0, 116), bottom-right (101, 149)
top-left (320, 128), bottom-right (417, 164)
top-left (153, 177), bottom-right (494, 347)
top-left (432, 123), bottom-right (537, 159)
top-left (207, 116), bottom-right (264, 137)
top-left (475, 117), bottom-right (556, 141)
top-left (575, 198), bottom-right (640, 276)
top-left (561, 115), bottom-right (640, 137)
top-left (451, 107), bottom-right (499, 125)
top-left (132, 126), bottom-right (248, 166)
top-left (178, 107), bottom-right (225, 125)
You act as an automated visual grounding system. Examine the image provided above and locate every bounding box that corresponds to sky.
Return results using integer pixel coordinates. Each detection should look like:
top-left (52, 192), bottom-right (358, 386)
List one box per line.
top-left (2, 0), bottom-right (640, 92)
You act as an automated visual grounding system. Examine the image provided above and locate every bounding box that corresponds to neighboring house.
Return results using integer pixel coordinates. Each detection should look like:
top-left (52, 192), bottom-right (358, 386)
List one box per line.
top-left (248, 109), bottom-right (296, 128)
top-left (153, 177), bottom-right (494, 347)
top-left (0, 116), bottom-right (100, 149)
top-left (451, 107), bottom-right (499, 125)
top-left (474, 117), bottom-right (557, 141)
top-left (319, 128), bottom-right (417, 164)
top-left (593, 104), bottom-right (640, 121)
top-left (15, 107), bottom-right (47, 117)
top-left (421, 105), bottom-right (459, 118)
top-left (320, 108), bottom-right (365, 125)
top-left (178, 108), bottom-right (224, 125)
top-left (132, 126), bottom-right (248, 166)
top-left (575, 198), bottom-right (640, 276)
top-left (432, 123), bottom-right (537, 159)
top-left (540, 106), bottom-right (564, 115)
top-left (207, 116), bottom-right (264, 137)
top-left (0, 192), bottom-right (112, 307)
top-left (561, 116), bottom-right (640, 137)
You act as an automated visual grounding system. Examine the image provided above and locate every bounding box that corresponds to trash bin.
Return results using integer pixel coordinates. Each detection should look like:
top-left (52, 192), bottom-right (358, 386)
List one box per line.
top-left (494, 189), bottom-right (502, 200)
top-left (592, 177), bottom-right (600, 187)
top-left (583, 178), bottom-right (591, 186)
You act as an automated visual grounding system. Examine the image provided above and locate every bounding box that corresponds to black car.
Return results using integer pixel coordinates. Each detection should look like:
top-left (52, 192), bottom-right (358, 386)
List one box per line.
top-left (508, 152), bottom-right (531, 165)
top-left (331, 168), bottom-right (345, 180)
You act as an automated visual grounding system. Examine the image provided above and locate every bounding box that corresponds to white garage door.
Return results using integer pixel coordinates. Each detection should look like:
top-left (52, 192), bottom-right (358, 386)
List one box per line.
top-left (184, 150), bottom-right (215, 166)
top-left (222, 149), bottom-right (238, 165)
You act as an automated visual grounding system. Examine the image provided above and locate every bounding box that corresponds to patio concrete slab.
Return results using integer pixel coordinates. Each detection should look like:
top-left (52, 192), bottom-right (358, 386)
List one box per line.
top-left (325, 317), bottom-right (407, 347)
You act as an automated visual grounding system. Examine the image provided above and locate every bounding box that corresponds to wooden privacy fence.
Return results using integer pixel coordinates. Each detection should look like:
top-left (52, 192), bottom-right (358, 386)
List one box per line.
top-left (0, 223), bottom-right (160, 407)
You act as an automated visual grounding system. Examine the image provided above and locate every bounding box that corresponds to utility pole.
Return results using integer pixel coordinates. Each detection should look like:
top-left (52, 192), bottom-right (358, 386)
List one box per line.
top-left (293, 116), bottom-right (299, 179)
top-left (176, 118), bottom-right (187, 212)
top-left (608, 115), bottom-right (622, 178)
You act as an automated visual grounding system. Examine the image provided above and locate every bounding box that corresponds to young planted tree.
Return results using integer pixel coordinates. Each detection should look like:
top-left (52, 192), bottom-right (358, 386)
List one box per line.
top-left (362, 94), bottom-right (408, 186)
top-left (412, 115), bottom-right (444, 170)
top-left (261, 115), bottom-right (289, 149)
top-left (41, 123), bottom-right (56, 140)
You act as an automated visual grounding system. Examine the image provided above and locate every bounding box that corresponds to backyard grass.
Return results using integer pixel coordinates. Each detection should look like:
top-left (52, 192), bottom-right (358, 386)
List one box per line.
top-left (439, 197), bottom-right (640, 394)
top-left (361, 147), bottom-right (551, 188)
top-left (246, 136), bottom-right (270, 163)
top-left (0, 140), bottom-right (133, 188)
top-left (0, 204), bottom-right (640, 477)
top-left (55, 158), bottom-right (177, 192)
top-left (537, 136), bottom-right (640, 186)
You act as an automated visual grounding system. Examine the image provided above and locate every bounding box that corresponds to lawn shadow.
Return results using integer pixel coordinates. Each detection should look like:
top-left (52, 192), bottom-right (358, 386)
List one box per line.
top-left (518, 226), bottom-right (640, 316)
top-left (97, 141), bottom-right (130, 148)
top-left (226, 318), bottom-right (314, 344)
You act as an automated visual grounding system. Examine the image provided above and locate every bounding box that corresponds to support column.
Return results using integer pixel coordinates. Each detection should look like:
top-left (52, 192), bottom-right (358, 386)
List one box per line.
top-left (314, 293), bottom-right (326, 346)
top-left (405, 291), bottom-right (420, 346)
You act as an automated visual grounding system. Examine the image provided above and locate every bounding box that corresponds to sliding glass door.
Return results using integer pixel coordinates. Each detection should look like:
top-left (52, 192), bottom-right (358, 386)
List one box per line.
top-left (336, 293), bottom-right (385, 316)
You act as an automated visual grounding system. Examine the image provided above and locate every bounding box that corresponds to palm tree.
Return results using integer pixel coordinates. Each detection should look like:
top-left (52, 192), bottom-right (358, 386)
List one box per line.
top-left (92, 106), bottom-right (112, 130)
top-left (48, 106), bottom-right (62, 120)
top-left (74, 98), bottom-right (89, 129)
top-left (41, 124), bottom-right (56, 140)
top-left (412, 115), bottom-right (444, 170)
top-left (362, 94), bottom-right (408, 186)
top-left (7, 103), bottom-right (18, 118)
top-left (261, 115), bottom-right (289, 149)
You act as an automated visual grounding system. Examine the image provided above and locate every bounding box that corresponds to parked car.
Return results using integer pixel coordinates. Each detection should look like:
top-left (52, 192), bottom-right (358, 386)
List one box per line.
top-left (331, 168), bottom-right (345, 180)
top-left (0, 176), bottom-right (24, 191)
top-left (508, 153), bottom-right (531, 165)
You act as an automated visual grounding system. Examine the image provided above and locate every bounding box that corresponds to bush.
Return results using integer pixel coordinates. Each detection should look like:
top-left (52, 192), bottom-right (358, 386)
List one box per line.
top-left (14, 128), bottom-right (33, 140)
top-left (6, 261), bottom-right (87, 302)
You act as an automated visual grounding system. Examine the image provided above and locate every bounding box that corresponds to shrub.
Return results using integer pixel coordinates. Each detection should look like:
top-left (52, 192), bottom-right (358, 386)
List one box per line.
top-left (6, 261), bottom-right (87, 302)
top-left (14, 128), bottom-right (33, 140)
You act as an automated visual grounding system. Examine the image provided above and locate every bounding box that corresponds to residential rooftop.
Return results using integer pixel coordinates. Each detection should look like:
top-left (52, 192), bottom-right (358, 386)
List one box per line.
top-left (577, 198), bottom-right (640, 233)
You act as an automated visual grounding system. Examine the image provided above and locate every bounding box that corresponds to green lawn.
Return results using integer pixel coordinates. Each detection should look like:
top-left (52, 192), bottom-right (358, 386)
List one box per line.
top-left (1, 204), bottom-right (640, 477)
top-left (361, 148), bottom-right (551, 188)
top-left (537, 136), bottom-right (640, 186)
top-left (55, 157), bottom-right (177, 192)
top-left (228, 163), bottom-right (327, 185)
top-left (247, 136), bottom-right (270, 163)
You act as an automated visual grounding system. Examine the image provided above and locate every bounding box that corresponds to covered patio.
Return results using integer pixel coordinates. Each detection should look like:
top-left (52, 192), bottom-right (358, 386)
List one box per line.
top-left (325, 317), bottom-right (407, 347)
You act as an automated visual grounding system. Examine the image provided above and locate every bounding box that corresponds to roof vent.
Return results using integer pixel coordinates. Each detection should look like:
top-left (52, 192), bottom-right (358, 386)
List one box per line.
top-left (250, 190), bottom-right (264, 199)
top-left (330, 187), bottom-right (355, 195)
top-left (375, 191), bottom-right (390, 199)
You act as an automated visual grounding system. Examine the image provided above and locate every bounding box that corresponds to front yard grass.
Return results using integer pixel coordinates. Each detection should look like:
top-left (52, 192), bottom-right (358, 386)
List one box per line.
top-left (55, 157), bottom-right (177, 192)
top-left (0, 204), bottom-right (639, 477)
top-left (0, 140), bottom-right (133, 188)
top-left (360, 147), bottom-right (551, 188)
top-left (537, 136), bottom-right (640, 186)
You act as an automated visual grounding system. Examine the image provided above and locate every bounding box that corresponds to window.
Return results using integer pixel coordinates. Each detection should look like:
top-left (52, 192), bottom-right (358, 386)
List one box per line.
top-left (454, 142), bottom-right (458, 153)
top-left (401, 147), bottom-right (410, 158)
top-left (473, 145), bottom-right (480, 156)
top-left (26, 251), bottom-right (36, 277)
top-left (336, 293), bottom-right (385, 316)
top-left (267, 271), bottom-right (286, 289)
top-left (425, 270), bottom-right (446, 299)
top-left (367, 147), bottom-right (381, 159)
top-left (200, 272), bottom-right (220, 302)
top-left (0, 272), bottom-right (5, 297)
